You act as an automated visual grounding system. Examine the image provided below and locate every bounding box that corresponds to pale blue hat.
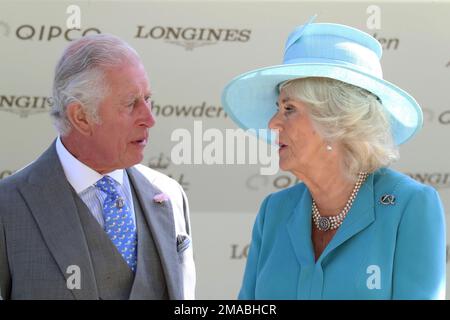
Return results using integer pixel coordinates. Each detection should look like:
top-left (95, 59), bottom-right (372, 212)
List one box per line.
top-left (221, 20), bottom-right (423, 145)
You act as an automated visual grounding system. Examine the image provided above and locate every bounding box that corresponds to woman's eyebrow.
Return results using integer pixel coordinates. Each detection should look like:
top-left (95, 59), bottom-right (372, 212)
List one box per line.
top-left (276, 98), bottom-right (292, 107)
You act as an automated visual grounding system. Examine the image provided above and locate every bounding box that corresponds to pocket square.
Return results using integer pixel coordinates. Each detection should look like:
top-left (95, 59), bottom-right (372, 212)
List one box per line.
top-left (176, 234), bottom-right (191, 253)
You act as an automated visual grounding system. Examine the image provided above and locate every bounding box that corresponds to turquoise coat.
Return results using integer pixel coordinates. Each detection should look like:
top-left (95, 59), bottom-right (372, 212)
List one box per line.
top-left (239, 168), bottom-right (446, 299)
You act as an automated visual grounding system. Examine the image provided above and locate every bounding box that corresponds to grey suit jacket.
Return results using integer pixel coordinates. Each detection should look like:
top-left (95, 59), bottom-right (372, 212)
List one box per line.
top-left (0, 141), bottom-right (196, 299)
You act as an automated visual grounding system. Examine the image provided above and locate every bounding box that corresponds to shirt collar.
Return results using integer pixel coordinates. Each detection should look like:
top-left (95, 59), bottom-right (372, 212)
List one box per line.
top-left (56, 136), bottom-right (124, 193)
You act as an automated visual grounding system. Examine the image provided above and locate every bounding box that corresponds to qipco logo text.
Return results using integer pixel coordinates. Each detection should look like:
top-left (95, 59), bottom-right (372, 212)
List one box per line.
top-left (16, 25), bottom-right (101, 41)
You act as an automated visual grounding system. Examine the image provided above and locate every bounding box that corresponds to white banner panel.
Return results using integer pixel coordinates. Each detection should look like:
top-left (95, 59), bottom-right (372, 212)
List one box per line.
top-left (0, 0), bottom-right (449, 299)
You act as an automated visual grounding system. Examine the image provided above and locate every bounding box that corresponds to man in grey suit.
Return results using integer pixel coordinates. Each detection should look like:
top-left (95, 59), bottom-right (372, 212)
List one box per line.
top-left (0, 34), bottom-right (195, 299)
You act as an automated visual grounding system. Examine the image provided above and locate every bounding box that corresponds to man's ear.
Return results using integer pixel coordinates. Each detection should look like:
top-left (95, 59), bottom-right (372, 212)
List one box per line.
top-left (66, 102), bottom-right (94, 136)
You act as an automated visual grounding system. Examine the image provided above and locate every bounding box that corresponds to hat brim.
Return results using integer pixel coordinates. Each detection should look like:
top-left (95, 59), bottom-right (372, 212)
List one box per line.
top-left (221, 63), bottom-right (423, 145)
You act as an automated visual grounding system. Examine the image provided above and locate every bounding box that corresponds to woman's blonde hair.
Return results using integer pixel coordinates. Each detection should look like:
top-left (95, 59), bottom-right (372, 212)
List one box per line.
top-left (280, 77), bottom-right (399, 178)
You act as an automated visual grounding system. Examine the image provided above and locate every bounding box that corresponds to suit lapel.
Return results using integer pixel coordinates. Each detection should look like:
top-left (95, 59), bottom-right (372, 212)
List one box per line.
top-left (18, 141), bottom-right (98, 300)
top-left (126, 167), bottom-right (182, 299)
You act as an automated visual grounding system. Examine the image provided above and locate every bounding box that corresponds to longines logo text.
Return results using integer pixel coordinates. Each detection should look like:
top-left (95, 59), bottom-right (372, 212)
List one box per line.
top-left (0, 95), bottom-right (53, 117)
top-left (0, 96), bottom-right (228, 119)
top-left (135, 26), bottom-right (251, 50)
top-left (14, 25), bottom-right (100, 41)
top-left (230, 244), bottom-right (249, 260)
top-left (406, 173), bottom-right (450, 189)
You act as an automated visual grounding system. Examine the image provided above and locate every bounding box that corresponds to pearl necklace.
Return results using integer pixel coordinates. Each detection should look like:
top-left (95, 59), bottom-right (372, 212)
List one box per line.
top-left (312, 172), bottom-right (368, 232)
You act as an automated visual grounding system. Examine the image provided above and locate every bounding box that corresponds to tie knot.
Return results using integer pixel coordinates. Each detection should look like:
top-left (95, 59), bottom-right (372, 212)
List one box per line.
top-left (95, 176), bottom-right (119, 196)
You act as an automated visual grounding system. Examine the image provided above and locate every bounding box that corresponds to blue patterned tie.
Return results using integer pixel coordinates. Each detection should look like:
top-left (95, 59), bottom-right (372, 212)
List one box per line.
top-left (95, 176), bottom-right (137, 272)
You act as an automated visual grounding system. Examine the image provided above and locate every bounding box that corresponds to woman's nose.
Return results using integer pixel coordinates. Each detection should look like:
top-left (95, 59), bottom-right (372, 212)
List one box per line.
top-left (268, 111), bottom-right (282, 131)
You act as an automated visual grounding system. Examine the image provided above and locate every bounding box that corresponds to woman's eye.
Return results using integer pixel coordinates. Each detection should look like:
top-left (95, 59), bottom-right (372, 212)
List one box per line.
top-left (284, 105), bottom-right (294, 112)
top-left (275, 102), bottom-right (295, 113)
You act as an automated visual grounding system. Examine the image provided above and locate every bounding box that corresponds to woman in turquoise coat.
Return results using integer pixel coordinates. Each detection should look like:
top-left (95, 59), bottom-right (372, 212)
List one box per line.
top-left (221, 19), bottom-right (446, 299)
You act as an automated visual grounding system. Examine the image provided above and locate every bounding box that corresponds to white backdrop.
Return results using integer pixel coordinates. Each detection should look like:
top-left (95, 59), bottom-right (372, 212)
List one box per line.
top-left (0, 0), bottom-right (449, 299)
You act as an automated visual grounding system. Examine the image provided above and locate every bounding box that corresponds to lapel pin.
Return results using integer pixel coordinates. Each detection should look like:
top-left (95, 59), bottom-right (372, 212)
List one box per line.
top-left (380, 194), bottom-right (395, 205)
top-left (153, 193), bottom-right (169, 204)
top-left (116, 197), bottom-right (125, 208)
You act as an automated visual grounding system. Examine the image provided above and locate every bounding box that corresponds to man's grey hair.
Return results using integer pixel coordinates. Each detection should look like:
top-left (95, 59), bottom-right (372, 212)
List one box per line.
top-left (280, 77), bottom-right (399, 179)
top-left (51, 34), bottom-right (141, 136)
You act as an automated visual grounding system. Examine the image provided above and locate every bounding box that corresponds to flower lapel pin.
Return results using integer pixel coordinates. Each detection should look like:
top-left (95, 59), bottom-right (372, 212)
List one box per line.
top-left (153, 193), bottom-right (169, 204)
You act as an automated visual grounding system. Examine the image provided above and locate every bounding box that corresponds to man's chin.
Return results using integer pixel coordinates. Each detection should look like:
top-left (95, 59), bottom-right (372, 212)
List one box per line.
top-left (116, 154), bottom-right (145, 170)
top-left (130, 153), bottom-right (145, 167)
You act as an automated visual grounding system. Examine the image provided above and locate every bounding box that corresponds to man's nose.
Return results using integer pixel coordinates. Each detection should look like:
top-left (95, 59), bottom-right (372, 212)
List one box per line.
top-left (139, 100), bottom-right (155, 128)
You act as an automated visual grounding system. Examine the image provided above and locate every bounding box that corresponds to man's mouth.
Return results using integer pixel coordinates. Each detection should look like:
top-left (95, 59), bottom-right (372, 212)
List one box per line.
top-left (131, 137), bottom-right (147, 146)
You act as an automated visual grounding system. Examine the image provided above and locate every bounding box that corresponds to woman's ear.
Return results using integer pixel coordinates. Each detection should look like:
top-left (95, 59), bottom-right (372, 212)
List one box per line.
top-left (66, 102), bottom-right (94, 136)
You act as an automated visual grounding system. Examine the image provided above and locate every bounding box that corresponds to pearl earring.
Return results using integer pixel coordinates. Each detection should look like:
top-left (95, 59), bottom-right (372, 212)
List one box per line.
top-left (326, 145), bottom-right (333, 151)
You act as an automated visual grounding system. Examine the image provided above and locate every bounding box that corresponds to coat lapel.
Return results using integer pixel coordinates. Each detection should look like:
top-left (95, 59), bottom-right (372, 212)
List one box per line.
top-left (317, 173), bottom-right (375, 263)
top-left (18, 141), bottom-right (98, 300)
top-left (287, 187), bottom-right (315, 267)
top-left (287, 174), bottom-right (376, 267)
top-left (126, 167), bottom-right (182, 299)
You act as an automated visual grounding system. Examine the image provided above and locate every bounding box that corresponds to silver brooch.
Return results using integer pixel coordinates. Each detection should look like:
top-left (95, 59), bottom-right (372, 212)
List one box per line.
top-left (380, 194), bottom-right (395, 205)
top-left (116, 197), bottom-right (125, 208)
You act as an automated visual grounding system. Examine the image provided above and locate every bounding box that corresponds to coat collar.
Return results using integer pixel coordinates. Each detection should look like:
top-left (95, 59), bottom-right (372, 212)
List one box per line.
top-left (287, 173), bottom-right (375, 267)
top-left (18, 140), bottom-right (98, 299)
top-left (126, 167), bottom-right (183, 300)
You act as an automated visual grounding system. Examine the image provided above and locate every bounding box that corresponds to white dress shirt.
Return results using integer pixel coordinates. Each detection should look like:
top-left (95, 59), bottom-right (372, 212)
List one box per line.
top-left (55, 137), bottom-right (136, 228)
